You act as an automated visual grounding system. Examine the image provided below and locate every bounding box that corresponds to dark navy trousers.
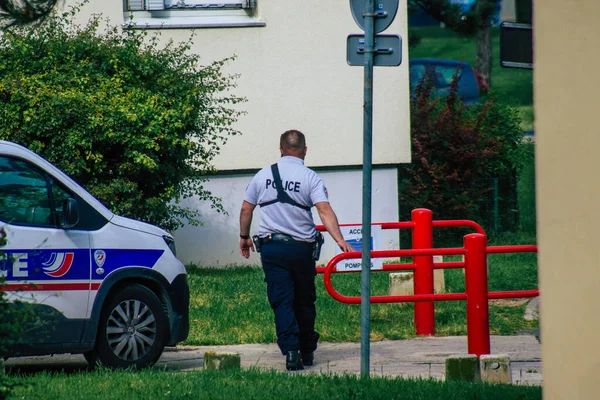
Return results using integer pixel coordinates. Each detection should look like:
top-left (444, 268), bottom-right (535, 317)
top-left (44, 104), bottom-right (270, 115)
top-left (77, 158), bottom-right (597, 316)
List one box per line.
top-left (260, 239), bottom-right (320, 355)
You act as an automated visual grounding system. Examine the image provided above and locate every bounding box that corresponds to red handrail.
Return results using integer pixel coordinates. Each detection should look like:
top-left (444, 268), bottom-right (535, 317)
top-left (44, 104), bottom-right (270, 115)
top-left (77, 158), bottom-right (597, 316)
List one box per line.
top-left (316, 209), bottom-right (487, 335)
top-left (433, 219), bottom-right (486, 235)
top-left (320, 236), bottom-right (539, 357)
top-left (315, 209), bottom-right (539, 357)
top-left (316, 221), bottom-right (415, 231)
top-left (316, 219), bottom-right (485, 234)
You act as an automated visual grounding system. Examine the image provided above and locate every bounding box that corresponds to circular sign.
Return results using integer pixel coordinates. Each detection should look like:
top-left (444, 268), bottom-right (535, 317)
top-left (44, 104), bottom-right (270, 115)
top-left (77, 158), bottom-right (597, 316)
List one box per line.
top-left (350, 0), bottom-right (399, 34)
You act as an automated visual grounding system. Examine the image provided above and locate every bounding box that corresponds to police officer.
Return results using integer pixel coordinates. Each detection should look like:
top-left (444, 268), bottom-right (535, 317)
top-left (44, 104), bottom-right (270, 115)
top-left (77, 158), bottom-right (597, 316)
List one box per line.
top-left (239, 129), bottom-right (353, 371)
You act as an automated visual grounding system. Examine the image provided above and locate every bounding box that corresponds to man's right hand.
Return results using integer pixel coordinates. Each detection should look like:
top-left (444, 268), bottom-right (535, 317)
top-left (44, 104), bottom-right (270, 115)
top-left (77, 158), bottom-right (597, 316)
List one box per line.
top-left (315, 202), bottom-right (356, 253)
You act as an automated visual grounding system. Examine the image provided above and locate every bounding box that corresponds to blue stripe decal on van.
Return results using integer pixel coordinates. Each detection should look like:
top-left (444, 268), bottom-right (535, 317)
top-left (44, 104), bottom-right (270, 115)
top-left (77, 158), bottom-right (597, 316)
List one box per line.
top-left (0, 249), bottom-right (164, 282)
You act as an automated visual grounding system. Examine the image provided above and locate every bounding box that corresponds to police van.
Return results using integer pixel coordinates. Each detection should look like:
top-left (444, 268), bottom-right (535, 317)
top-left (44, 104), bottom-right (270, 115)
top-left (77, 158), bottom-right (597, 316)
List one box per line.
top-left (0, 140), bottom-right (189, 369)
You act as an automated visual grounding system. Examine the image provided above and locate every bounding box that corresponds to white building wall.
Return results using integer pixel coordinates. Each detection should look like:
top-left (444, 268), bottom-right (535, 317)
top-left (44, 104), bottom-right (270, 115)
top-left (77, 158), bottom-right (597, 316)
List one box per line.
top-left (65, 0), bottom-right (410, 265)
top-left (175, 168), bottom-right (399, 267)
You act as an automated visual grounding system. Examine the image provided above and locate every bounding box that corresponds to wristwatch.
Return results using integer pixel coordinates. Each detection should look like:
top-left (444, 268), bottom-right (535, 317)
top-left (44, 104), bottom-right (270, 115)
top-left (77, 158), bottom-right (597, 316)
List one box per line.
top-left (240, 234), bottom-right (250, 239)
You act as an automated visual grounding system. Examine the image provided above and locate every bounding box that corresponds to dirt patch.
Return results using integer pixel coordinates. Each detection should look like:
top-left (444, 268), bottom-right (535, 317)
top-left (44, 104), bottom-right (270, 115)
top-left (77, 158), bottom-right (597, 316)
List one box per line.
top-left (489, 298), bottom-right (529, 307)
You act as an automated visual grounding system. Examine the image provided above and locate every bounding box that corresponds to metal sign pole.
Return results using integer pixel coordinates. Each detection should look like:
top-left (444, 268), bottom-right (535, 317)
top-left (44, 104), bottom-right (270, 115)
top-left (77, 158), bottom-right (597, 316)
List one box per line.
top-left (360, 0), bottom-right (375, 378)
top-left (349, 0), bottom-right (400, 378)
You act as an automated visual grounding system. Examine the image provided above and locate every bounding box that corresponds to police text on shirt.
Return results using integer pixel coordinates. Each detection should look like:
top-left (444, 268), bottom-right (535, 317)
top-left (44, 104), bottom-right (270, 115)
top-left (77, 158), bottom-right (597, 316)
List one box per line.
top-left (266, 179), bottom-right (301, 192)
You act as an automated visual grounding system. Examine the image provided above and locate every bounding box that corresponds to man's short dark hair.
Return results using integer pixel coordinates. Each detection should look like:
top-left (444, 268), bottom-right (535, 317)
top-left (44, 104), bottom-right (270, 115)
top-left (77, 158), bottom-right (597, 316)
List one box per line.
top-left (280, 130), bottom-right (306, 152)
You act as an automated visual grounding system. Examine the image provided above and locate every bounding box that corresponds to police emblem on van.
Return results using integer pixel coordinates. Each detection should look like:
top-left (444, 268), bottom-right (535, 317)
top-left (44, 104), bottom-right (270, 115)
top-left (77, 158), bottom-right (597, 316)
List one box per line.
top-left (94, 250), bottom-right (106, 268)
top-left (42, 252), bottom-right (74, 278)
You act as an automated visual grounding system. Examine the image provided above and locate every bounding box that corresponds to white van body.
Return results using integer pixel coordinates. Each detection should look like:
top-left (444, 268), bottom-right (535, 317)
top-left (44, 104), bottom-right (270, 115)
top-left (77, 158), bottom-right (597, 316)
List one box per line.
top-left (0, 140), bottom-right (189, 368)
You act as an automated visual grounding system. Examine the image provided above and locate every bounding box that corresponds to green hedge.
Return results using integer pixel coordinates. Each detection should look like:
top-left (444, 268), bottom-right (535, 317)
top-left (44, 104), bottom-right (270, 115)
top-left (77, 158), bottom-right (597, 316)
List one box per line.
top-left (0, 6), bottom-right (245, 231)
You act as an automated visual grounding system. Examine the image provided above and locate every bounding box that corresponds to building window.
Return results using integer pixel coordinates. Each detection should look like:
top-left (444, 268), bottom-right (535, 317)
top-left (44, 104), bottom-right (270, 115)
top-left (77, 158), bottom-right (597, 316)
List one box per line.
top-left (123, 0), bottom-right (265, 29)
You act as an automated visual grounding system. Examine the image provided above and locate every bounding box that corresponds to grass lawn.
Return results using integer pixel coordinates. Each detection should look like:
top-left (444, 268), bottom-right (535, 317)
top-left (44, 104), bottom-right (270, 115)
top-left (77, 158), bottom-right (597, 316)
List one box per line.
top-left (184, 233), bottom-right (538, 346)
top-left (409, 26), bottom-right (534, 130)
top-left (3, 233), bottom-right (539, 399)
top-left (7, 368), bottom-right (542, 400)
top-left (3, 24), bottom-right (541, 400)
top-left (182, 28), bottom-right (538, 348)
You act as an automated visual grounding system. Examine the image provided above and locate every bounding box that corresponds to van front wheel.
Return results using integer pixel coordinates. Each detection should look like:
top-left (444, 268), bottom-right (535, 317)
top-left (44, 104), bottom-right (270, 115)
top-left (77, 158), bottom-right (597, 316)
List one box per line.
top-left (92, 284), bottom-right (168, 369)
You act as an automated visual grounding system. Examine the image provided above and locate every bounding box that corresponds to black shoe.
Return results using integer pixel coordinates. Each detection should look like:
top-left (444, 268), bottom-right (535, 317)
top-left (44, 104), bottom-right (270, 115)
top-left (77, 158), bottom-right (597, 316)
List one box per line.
top-left (301, 352), bottom-right (314, 366)
top-left (285, 350), bottom-right (304, 371)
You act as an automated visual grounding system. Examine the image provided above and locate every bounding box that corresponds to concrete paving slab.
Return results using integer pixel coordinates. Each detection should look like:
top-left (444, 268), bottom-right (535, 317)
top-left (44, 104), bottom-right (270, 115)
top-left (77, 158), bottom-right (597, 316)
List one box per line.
top-left (5, 335), bottom-right (542, 385)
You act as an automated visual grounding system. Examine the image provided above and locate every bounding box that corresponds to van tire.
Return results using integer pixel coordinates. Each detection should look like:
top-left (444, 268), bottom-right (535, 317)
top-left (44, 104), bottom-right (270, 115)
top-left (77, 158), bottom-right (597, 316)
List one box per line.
top-left (92, 284), bottom-right (168, 369)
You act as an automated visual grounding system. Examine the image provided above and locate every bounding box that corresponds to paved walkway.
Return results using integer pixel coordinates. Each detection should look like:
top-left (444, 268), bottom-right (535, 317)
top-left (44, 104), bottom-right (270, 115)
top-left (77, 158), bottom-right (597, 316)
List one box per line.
top-left (5, 335), bottom-right (542, 386)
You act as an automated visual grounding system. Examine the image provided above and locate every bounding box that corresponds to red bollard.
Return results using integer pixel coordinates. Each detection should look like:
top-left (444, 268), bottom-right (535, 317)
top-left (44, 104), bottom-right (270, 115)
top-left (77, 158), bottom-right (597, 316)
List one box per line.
top-left (464, 233), bottom-right (491, 357)
top-left (412, 208), bottom-right (435, 335)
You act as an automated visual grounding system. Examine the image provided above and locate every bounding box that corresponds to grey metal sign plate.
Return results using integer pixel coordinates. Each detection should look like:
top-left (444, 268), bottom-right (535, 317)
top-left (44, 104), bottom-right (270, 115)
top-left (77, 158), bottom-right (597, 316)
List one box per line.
top-left (350, 0), bottom-right (399, 33)
top-left (347, 34), bottom-right (402, 67)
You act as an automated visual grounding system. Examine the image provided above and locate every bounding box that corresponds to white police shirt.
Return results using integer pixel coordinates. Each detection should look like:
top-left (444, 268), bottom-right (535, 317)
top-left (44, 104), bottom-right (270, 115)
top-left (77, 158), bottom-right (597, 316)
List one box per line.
top-left (244, 156), bottom-right (329, 242)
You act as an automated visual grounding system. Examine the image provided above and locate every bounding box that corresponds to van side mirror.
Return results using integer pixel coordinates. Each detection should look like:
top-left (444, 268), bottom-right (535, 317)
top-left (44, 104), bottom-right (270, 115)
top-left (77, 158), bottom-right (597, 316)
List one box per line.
top-left (61, 198), bottom-right (80, 229)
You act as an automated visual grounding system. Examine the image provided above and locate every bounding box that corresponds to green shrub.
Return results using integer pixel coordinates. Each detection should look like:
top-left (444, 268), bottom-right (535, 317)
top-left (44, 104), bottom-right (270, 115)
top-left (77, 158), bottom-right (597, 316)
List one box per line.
top-left (0, 5), bottom-right (245, 231)
top-left (1, 227), bottom-right (14, 398)
top-left (0, 0), bottom-right (58, 29)
top-left (516, 142), bottom-right (536, 234)
top-left (401, 70), bottom-right (525, 245)
top-left (0, 228), bottom-right (8, 355)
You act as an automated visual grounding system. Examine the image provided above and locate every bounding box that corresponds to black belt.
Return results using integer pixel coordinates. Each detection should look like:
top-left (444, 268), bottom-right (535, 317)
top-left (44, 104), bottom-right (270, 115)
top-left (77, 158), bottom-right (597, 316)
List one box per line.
top-left (253, 232), bottom-right (324, 260)
top-left (261, 233), bottom-right (313, 244)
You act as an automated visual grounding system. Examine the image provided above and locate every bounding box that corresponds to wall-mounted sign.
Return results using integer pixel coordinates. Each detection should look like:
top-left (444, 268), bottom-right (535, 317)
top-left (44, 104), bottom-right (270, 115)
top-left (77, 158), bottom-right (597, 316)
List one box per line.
top-left (336, 225), bottom-right (383, 271)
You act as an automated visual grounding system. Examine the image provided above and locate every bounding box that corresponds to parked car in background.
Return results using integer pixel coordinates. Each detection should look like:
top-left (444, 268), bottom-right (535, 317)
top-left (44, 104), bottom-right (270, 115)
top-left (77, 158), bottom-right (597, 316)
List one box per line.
top-left (409, 58), bottom-right (487, 105)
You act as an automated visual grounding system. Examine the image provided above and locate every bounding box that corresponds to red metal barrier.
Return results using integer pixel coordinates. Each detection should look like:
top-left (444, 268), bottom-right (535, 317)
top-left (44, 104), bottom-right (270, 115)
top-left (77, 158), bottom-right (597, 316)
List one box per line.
top-left (412, 209), bottom-right (434, 335)
top-left (322, 247), bottom-right (466, 304)
top-left (316, 208), bottom-right (487, 335)
top-left (316, 210), bottom-right (539, 357)
top-left (464, 234), bottom-right (490, 356)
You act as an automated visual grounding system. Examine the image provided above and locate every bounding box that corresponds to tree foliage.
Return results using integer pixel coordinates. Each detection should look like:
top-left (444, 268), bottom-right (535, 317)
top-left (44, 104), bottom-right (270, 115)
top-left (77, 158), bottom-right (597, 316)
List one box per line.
top-left (0, 228), bottom-right (21, 399)
top-left (409, 0), bottom-right (501, 86)
top-left (0, 0), bottom-right (59, 28)
top-left (1, 228), bottom-right (8, 394)
top-left (0, 5), bottom-right (246, 231)
top-left (410, 0), bottom-right (501, 35)
top-left (401, 68), bottom-right (526, 242)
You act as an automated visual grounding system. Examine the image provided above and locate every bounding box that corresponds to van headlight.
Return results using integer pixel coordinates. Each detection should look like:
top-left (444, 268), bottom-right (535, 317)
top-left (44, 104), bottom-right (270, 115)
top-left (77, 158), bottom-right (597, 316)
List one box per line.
top-left (163, 235), bottom-right (177, 257)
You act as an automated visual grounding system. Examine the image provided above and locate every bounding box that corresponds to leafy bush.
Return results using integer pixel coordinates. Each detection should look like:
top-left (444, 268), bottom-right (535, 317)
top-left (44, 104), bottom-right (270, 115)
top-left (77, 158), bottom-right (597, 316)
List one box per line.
top-left (0, 0), bottom-right (58, 29)
top-left (0, 228), bottom-right (22, 334)
top-left (0, 5), bottom-right (245, 231)
top-left (1, 230), bottom-right (61, 398)
top-left (400, 69), bottom-right (526, 245)
top-left (517, 141), bottom-right (536, 234)
top-left (1, 227), bottom-right (13, 398)
top-left (1, 228), bottom-right (8, 353)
